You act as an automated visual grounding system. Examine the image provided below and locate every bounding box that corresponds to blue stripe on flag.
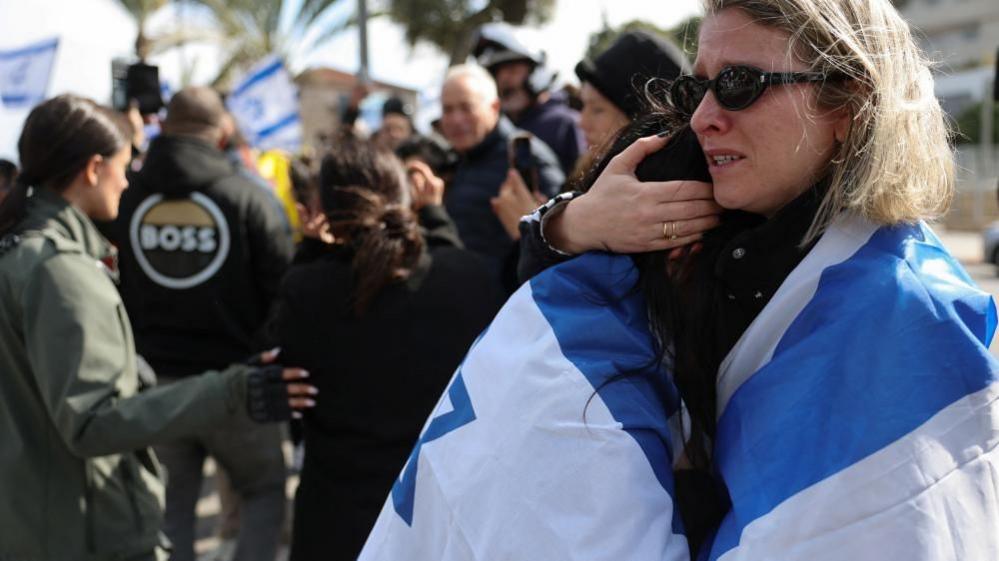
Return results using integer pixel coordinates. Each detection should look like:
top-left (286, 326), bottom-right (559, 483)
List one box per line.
top-left (1, 94), bottom-right (36, 105)
top-left (0, 37), bottom-right (58, 60)
top-left (391, 371), bottom-right (477, 526)
top-left (255, 111), bottom-right (300, 140)
top-left (529, 252), bottom-right (685, 535)
top-left (230, 58), bottom-right (284, 98)
top-left (708, 223), bottom-right (998, 559)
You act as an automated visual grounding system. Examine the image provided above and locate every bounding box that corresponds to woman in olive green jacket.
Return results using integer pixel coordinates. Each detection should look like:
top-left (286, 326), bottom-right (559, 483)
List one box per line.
top-left (0, 95), bottom-right (314, 561)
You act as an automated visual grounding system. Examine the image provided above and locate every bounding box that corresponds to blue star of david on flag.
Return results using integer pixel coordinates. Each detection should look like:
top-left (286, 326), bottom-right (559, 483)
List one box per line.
top-left (391, 371), bottom-right (476, 526)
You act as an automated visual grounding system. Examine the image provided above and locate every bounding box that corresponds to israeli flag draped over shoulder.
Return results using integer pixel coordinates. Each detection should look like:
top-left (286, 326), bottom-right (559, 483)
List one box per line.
top-left (226, 56), bottom-right (302, 152)
top-left (704, 215), bottom-right (999, 561)
top-left (359, 252), bottom-right (691, 561)
top-left (360, 214), bottom-right (999, 560)
top-left (0, 37), bottom-right (58, 108)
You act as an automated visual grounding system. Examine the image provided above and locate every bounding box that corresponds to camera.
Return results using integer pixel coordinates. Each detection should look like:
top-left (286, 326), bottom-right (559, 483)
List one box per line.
top-left (112, 60), bottom-right (164, 115)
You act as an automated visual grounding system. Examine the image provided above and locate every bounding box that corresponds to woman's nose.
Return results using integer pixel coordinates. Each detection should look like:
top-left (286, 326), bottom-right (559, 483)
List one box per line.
top-left (690, 90), bottom-right (731, 137)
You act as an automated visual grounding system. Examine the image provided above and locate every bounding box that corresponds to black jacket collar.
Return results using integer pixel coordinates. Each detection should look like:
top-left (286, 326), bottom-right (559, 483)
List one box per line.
top-left (139, 135), bottom-right (233, 198)
top-left (463, 116), bottom-right (515, 162)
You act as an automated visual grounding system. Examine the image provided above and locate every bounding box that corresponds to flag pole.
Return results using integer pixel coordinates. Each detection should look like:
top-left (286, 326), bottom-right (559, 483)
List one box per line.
top-left (358, 0), bottom-right (370, 85)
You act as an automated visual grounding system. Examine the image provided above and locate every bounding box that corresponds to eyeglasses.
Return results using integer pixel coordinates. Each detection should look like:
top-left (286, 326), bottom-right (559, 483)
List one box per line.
top-left (669, 65), bottom-right (846, 116)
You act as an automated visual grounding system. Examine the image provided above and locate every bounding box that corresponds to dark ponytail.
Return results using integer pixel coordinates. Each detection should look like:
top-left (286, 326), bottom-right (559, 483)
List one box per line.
top-left (319, 138), bottom-right (425, 316)
top-left (0, 95), bottom-right (130, 234)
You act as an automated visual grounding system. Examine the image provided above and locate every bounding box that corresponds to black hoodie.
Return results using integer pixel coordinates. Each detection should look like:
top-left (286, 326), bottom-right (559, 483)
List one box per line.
top-left (109, 135), bottom-right (293, 377)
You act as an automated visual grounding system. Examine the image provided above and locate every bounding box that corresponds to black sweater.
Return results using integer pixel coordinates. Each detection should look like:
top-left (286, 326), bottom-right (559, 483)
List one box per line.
top-left (271, 228), bottom-right (505, 561)
top-left (110, 135), bottom-right (293, 377)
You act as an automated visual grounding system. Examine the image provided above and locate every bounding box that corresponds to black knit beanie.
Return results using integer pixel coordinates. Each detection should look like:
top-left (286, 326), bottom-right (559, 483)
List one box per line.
top-left (575, 30), bottom-right (690, 118)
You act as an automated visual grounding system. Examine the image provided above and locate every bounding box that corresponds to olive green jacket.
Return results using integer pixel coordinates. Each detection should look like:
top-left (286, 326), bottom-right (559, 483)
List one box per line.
top-left (0, 190), bottom-right (250, 560)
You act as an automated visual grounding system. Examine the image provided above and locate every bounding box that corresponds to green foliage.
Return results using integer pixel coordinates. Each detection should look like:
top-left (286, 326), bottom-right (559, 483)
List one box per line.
top-left (115, 0), bottom-right (170, 59)
top-left (383, 0), bottom-right (556, 65)
top-left (583, 16), bottom-right (701, 65)
top-left (180, 0), bottom-right (346, 87)
top-left (953, 101), bottom-right (999, 144)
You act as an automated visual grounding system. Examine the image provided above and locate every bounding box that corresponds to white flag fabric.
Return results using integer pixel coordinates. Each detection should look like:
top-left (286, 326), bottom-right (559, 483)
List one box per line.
top-left (359, 252), bottom-right (690, 561)
top-left (705, 215), bottom-right (999, 561)
top-left (226, 56), bottom-right (301, 152)
top-left (0, 38), bottom-right (58, 108)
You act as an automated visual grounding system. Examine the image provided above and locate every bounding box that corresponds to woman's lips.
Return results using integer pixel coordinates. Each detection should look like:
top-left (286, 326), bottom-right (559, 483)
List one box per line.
top-left (704, 149), bottom-right (747, 171)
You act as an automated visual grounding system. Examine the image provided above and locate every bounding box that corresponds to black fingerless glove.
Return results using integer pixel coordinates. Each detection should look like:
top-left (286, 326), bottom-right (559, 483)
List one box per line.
top-left (246, 364), bottom-right (293, 423)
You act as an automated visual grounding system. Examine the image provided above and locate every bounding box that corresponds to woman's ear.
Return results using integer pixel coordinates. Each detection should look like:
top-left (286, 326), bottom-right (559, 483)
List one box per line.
top-left (83, 154), bottom-right (103, 187)
top-left (833, 109), bottom-right (853, 144)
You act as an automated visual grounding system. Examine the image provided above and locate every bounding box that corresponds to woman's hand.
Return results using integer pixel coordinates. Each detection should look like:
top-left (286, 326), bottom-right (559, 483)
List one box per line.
top-left (546, 134), bottom-right (722, 255)
top-left (491, 169), bottom-right (544, 241)
top-left (296, 203), bottom-right (334, 244)
top-left (406, 160), bottom-right (445, 210)
top-left (250, 348), bottom-right (317, 421)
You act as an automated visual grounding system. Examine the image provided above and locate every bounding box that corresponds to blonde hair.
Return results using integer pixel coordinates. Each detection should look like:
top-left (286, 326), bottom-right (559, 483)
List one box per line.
top-left (702, 0), bottom-right (954, 241)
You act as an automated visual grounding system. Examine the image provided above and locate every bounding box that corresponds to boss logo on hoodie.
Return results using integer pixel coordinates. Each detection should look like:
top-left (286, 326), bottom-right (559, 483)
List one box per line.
top-left (128, 192), bottom-right (231, 289)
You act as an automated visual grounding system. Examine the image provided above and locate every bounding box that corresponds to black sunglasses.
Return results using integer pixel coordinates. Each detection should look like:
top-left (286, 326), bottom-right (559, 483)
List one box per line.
top-left (669, 65), bottom-right (846, 116)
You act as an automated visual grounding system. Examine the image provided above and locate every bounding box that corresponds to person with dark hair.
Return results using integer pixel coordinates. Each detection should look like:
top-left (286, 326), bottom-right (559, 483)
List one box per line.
top-left (0, 158), bottom-right (17, 205)
top-left (268, 138), bottom-right (504, 561)
top-left (374, 96), bottom-right (416, 151)
top-left (395, 135), bottom-right (455, 182)
top-left (0, 94), bottom-right (313, 561)
top-left (107, 86), bottom-right (296, 561)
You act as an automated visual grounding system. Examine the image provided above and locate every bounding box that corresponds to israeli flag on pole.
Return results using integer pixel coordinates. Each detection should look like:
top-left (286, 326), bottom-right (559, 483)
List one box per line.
top-left (360, 252), bottom-right (690, 561)
top-left (0, 38), bottom-right (58, 108)
top-left (227, 56), bottom-right (302, 152)
top-left (705, 215), bottom-right (999, 561)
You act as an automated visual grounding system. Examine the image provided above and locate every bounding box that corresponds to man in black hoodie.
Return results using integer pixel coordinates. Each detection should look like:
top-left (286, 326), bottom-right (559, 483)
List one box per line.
top-left (110, 87), bottom-right (293, 561)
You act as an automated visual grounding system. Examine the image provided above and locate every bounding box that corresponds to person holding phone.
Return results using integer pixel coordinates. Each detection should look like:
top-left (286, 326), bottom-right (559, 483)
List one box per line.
top-left (491, 30), bottom-right (693, 247)
top-left (437, 64), bottom-right (563, 287)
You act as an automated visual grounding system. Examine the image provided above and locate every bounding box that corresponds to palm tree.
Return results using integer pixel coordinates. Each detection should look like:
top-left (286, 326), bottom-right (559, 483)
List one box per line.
top-left (185, 0), bottom-right (348, 87)
top-left (116, 0), bottom-right (170, 60)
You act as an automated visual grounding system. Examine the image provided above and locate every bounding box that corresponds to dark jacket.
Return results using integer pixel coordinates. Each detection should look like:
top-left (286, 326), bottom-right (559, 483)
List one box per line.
top-left (445, 116), bottom-right (564, 271)
top-left (110, 135), bottom-right (294, 377)
top-left (270, 221), bottom-right (504, 561)
top-left (0, 189), bottom-right (251, 561)
top-left (514, 97), bottom-right (585, 175)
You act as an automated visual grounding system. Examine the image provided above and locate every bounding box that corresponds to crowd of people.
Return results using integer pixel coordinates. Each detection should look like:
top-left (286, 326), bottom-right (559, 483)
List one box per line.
top-left (1, 0), bottom-right (997, 560)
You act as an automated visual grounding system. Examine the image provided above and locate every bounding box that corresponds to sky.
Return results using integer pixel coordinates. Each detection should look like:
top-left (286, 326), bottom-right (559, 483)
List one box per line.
top-left (0, 0), bottom-right (703, 159)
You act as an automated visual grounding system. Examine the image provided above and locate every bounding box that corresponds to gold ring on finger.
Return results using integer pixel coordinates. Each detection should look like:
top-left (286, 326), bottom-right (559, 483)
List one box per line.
top-left (663, 221), bottom-right (679, 241)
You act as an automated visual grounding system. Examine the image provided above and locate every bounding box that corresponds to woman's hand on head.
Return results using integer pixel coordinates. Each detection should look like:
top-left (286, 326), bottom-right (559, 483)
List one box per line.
top-left (406, 160), bottom-right (445, 210)
top-left (545, 134), bottom-right (723, 255)
top-left (296, 203), bottom-right (335, 244)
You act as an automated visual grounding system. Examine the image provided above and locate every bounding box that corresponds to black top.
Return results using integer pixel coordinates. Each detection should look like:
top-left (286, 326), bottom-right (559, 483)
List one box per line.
top-left (513, 98), bottom-right (585, 175)
top-left (445, 116), bottom-right (564, 272)
top-left (271, 223), bottom-right (505, 561)
top-left (109, 135), bottom-right (293, 376)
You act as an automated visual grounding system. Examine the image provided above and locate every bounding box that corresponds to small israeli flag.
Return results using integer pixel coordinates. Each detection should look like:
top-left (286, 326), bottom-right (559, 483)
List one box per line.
top-left (227, 56), bottom-right (301, 152)
top-left (705, 215), bottom-right (999, 560)
top-left (0, 38), bottom-right (58, 108)
top-left (359, 252), bottom-right (690, 561)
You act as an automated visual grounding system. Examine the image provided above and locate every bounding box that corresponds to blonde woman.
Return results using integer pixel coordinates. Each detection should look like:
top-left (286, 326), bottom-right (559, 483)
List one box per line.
top-left (526, 0), bottom-right (998, 558)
